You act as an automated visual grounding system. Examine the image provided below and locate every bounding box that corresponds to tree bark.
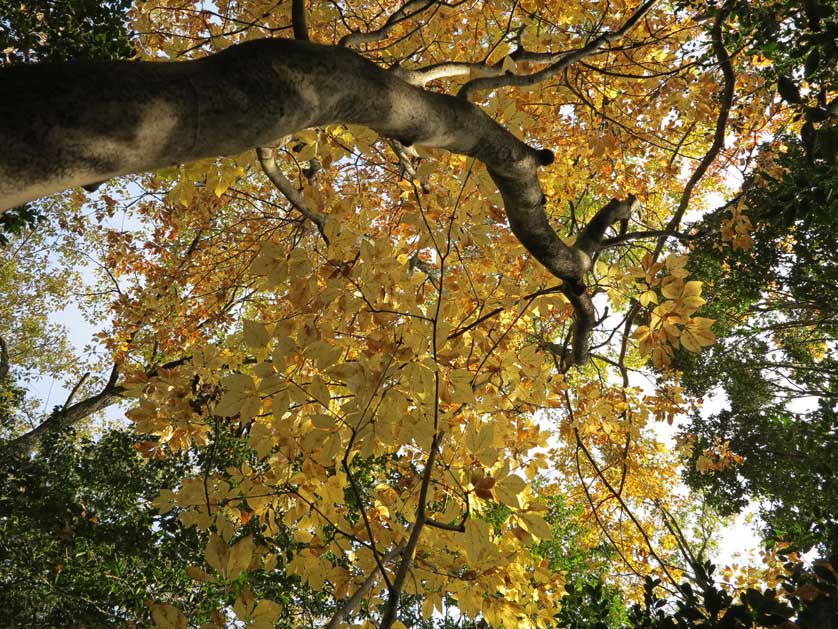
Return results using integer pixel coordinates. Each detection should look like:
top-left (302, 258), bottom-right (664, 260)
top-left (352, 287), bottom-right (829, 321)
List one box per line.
top-left (0, 37), bottom-right (608, 362)
top-left (5, 366), bottom-right (123, 456)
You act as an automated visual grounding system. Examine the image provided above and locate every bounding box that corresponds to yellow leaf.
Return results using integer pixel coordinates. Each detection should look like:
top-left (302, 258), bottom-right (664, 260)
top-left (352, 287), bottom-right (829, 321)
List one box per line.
top-left (640, 289), bottom-right (658, 307)
top-left (153, 489), bottom-right (176, 515)
top-left (449, 368), bottom-right (475, 404)
top-left (461, 518), bottom-right (492, 564)
top-left (665, 254), bottom-right (689, 272)
top-left (263, 553), bottom-right (278, 571)
top-left (464, 421), bottom-right (494, 454)
top-left (311, 413), bottom-right (336, 430)
top-left (213, 180), bottom-right (229, 197)
top-left (205, 533), bottom-right (227, 574)
top-left (222, 373), bottom-right (256, 392)
top-left (682, 318), bottom-right (716, 351)
top-left (186, 566), bottom-right (217, 583)
top-left (250, 600), bottom-right (283, 628)
top-left (214, 390), bottom-right (262, 420)
top-left (519, 513), bottom-right (552, 540)
top-left (151, 604), bottom-right (187, 629)
top-left (226, 536), bottom-right (253, 580)
top-left (494, 473), bottom-right (526, 508)
top-left (309, 375), bottom-right (331, 407)
top-left (682, 280), bottom-right (703, 297)
top-left (681, 295), bottom-right (706, 310)
top-left (243, 319), bottom-right (272, 348)
top-left (681, 330), bottom-right (701, 352)
top-left (233, 585), bottom-right (256, 621)
top-left (661, 278), bottom-right (683, 299)
top-left (305, 340), bottom-right (343, 369)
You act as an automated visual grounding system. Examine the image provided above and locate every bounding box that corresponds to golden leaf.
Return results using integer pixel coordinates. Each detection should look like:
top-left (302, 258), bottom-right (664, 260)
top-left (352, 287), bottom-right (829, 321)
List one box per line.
top-left (151, 604), bottom-right (187, 629)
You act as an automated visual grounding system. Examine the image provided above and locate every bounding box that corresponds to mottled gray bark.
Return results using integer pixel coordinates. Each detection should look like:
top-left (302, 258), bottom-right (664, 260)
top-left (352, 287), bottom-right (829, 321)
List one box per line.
top-left (0, 38), bottom-right (622, 363)
top-left (5, 366), bottom-right (123, 456)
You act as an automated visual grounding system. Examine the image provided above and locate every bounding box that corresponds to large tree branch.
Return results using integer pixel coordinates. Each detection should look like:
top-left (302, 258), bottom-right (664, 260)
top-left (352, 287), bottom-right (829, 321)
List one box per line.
top-left (575, 195), bottom-right (639, 257)
top-left (6, 365), bottom-right (123, 455)
top-left (0, 38), bottom-right (614, 363)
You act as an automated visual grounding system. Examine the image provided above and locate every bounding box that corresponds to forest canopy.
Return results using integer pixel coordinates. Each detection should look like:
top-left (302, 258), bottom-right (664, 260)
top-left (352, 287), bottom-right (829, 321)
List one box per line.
top-left (1, 0), bottom-right (836, 627)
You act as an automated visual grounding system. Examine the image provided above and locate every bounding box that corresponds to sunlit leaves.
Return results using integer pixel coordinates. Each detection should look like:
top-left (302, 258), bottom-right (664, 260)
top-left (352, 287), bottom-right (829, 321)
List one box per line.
top-left (242, 319), bottom-right (271, 349)
top-left (213, 373), bottom-right (260, 419)
top-left (494, 473), bottom-right (527, 508)
top-left (681, 317), bottom-right (717, 353)
top-left (204, 534), bottom-right (254, 580)
top-left (518, 512), bottom-right (554, 542)
top-left (633, 255), bottom-right (717, 367)
top-left (95, 0), bottom-right (798, 624)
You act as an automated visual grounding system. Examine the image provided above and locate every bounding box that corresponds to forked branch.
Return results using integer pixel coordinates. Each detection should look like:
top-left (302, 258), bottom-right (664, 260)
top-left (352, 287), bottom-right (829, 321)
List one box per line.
top-left (1, 36), bottom-right (648, 365)
top-left (458, 0), bottom-right (659, 99)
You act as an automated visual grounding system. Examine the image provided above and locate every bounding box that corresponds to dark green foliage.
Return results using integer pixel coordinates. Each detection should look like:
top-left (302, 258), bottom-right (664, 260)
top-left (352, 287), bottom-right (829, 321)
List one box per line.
top-left (538, 495), bottom-right (632, 628)
top-left (0, 0), bottom-right (134, 66)
top-left (0, 204), bottom-right (44, 246)
top-left (559, 578), bottom-right (630, 629)
top-left (676, 138), bottom-right (838, 552)
top-left (629, 553), bottom-right (838, 628)
top-left (0, 419), bottom-right (329, 626)
top-left (0, 373), bottom-right (24, 433)
top-left (0, 428), bottom-right (204, 625)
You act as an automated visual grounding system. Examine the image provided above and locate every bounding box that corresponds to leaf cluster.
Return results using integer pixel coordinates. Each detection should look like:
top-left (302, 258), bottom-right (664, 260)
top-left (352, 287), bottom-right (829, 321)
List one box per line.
top-left (0, 0), bottom-right (134, 66)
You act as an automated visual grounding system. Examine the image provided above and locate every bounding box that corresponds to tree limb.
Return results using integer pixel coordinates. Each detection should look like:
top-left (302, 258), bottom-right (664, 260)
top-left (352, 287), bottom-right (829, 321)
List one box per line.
top-left (0, 38), bottom-right (618, 363)
top-left (458, 0), bottom-right (659, 100)
top-left (575, 195), bottom-right (639, 257)
top-left (660, 7), bottom-right (734, 239)
top-left (324, 544), bottom-right (405, 629)
top-left (291, 0), bottom-right (309, 42)
top-left (256, 146), bottom-right (329, 241)
top-left (6, 364), bottom-right (122, 456)
top-left (379, 431), bottom-right (443, 628)
top-left (339, 0), bottom-right (438, 47)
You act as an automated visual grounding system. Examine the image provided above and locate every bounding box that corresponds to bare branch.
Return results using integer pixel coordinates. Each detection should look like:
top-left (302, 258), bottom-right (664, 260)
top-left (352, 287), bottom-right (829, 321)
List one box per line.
top-left (291, 0), bottom-right (310, 41)
top-left (6, 364), bottom-right (122, 456)
top-left (425, 516), bottom-right (466, 532)
top-left (379, 431), bottom-right (444, 628)
top-left (660, 7), bottom-right (735, 241)
top-left (257, 146), bottom-right (329, 242)
top-left (324, 544), bottom-right (405, 629)
top-left (339, 0), bottom-right (438, 48)
top-left (394, 60), bottom-right (483, 87)
top-left (458, 0), bottom-right (660, 99)
top-left (62, 372), bottom-right (90, 408)
top-left (601, 228), bottom-right (697, 248)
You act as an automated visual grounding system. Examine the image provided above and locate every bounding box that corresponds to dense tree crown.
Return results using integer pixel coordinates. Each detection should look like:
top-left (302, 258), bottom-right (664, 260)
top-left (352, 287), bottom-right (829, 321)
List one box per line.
top-left (1, 0), bottom-right (837, 627)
